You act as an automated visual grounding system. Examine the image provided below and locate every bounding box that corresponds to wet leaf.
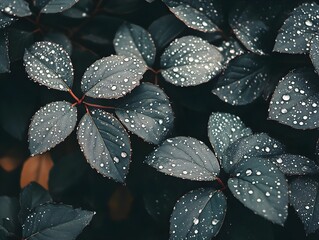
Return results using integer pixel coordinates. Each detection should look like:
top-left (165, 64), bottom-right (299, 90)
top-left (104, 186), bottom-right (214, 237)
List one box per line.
top-left (28, 101), bottom-right (77, 155)
top-left (310, 35), bottom-right (319, 74)
top-left (0, 30), bottom-right (9, 73)
top-left (81, 55), bottom-right (146, 99)
top-left (115, 83), bottom-right (174, 144)
top-left (0, 196), bottom-right (19, 229)
top-left (212, 53), bottom-right (270, 105)
top-left (22, 203), bottom-right (94, 240)
top-left (208, 112), bottom-right (252, 160)
top-left (44, 32), bottom-right (72, 55)
top-left (274, 2), bottom-right (319, 54)
top-left (268, 68), bottom-right (319, 129)
top-left (170, 188), bottom-right (226, 240)
top-left (0, 0), bottom-right (31, 17)
top-left (114, 23), bottom-right (156, 67)
top-left (0, 12), bottom-right (15, 29)
top-left (62, 0), bottom-right (93, 18)
top-left (228, 157), bottom-right (289, 225)
top-left (162, 0), bottom-right (223, 33)
top-left (290, 177), bottom-right (319, 234)
top-left (77, 109), bottom-right (131, 183)
top-left (146, 137), bottom-right (220, 181)
top-left (217, 37), bottom-right (246, 65)
top-left (160, 36), bottom-right (223, 87)
top-left (35, 0), bottom-right (80, 14)
top-left (24, 42), bottom-right (74, 92)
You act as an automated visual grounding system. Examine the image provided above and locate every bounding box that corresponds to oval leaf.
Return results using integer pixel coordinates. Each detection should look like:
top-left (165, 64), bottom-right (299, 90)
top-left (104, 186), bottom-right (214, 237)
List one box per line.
top-left (77, 109), bottom-right (131, 183)
top-left (160, 36), bottom-right (223, 87)
top-left (268, 68), bottom-right (319, 129)
top-left (28, 101), bottom-right (77, 155)
top-left (146, 136), bottom-right (220, 181)
top-left (81, 55), bottom-right (146, 99)
top-left (114, 23), bottom-right (156, 67)
top-left (115, 83), bottom-right (174, 144)
top-left (0, 0), bottom-right (31, 17)
top-left (170, 188), bottom-right (226, 240)
top-left (228, 157), bottom-right (289, 225)
top-left (24, 41), bottom-right (74, 92)
top-left (35, 0), bottom-right (80, 13)
top-left (44, 32), bottom-right (72, 55)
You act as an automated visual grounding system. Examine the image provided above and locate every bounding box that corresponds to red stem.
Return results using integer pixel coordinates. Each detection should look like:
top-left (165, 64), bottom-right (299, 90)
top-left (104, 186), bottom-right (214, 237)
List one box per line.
top-left (216, 178), bottom-right (227, 191)
top-left (68, 89), bottom-right (81, 103)
top-left (83, 101), bottom-right (116, 110)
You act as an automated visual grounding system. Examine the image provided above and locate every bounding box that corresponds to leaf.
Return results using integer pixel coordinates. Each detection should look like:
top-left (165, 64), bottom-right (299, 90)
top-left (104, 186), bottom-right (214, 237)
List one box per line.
top-left (8, 28), bottom-right (34, 62)
top-left (62, 0), bottom-right (93, 18)
top-left (208, 112), bottom-right (252, 160)
top-left (146, 136), bottom-right (220, 181)
top-left (271, 154), bottom-right (319, 176)
top-left (115, 83), bottom-right (174, 144)
top-left (160, 36), bottom-right (224, 87)
top-left (222, 133), bottom-right (285, 173)
top-left (274, 2), bottom-right (319, 54)
top-left (212, 53), bottom-right (270, 105)
top-left (22, 203), bottom-right (94, 240)
top-left (290, 177), bottom-right (319, 234)
top-left (44, 32), bottom-right (72, 55)
top-left (35, 0), bottom-right (80, 14)
top-left (268, 68), bottom-right (319, 129)
top-left (114, 23), bottom-right (156, 67)
top-left (217, 37), bottom-right (246, 65)
top-left (0, 30), bottom-right (9, 73)
top-left (228, 157), bottom-right (289, 225)
top-left (0, 196), bottom-right (19, 230)
top-left (28, 101), bottom-right (77, 155)
top-left (0, 12), bottom-right (15, 29)
top-left (81, 55), bottom-right (146, 99)
top-left (77, 109), bottom-right (131, 183)
top-left (19, 182), bottom-right (52, 223)
top-left (0, 0), bottom-right (31, 17)
top-left (0, 152), bottom-right (24, 172)
top-left (310, 35), bottom-right (319, 74)
top-left (162, 0), bottom-right (223, 33)
top-left (20, 153), bottom-right (54, 190)
top-left (24, 42), bottom-right (74, 92)
top-left (170, 188), bottom-right (226, 240)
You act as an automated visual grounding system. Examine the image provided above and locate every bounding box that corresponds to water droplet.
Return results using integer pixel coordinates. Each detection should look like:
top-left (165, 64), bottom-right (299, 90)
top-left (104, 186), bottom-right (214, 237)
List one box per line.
top-left (282, 95), bottom-right (290, 101)
top-left (305, 19), bottom-right (313, 26)
top-left (193, 218), bottom-right (199, 225)
top-left (212, 219), bottom-right (219, 225)
top-left (245, 169), bottom-right (253, 176)
top-left (121, 152), bottom-right (127, 158)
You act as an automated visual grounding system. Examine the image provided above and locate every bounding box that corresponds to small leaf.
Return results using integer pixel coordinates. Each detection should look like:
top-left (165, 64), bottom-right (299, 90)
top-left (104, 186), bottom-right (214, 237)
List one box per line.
top-left (274, 2), bottom-right (319, 54)
top-left (22, 203), bottom-right (94, 240)
top-left (290, 177), bottom-right (319, 234)
top-left (208, 112), bottom-right (252, 160)
top-left (44, 32), bottom-right (72, 55)
top-left (160, 36), bottom-right (223, 87)
top-left (0, 30), bottom-right (9, 73)
top-left (35, 0), bottom-right (80, 14)
top-left (77, 109), bottom-right (131, 183)
top-left (217, 37), bottom-right (246, 65)
top-left (146, 137), bottom-right (220, 181)
top-left (28, 101), bottom-right (77, 155)
top-left (81, 55), bottom-right (146, 99)
top-left (62, 0), bottom-right (93, 18)
top-left (310, 35), bottom-right (319, 74)
top-left (115, 83), bottom-right (174, 144)
top-left (228, 158), bottom-right (288, 225)
top-left (0, 12), bottom-right (15, 29)
top-left (114, 23), bottom-right (156, 67)
top-left (0, 0), bottom-right (31, 17)
top-left (212, 53), bottom-right (270, 105)
top-left (170, 188), bottom-right (226, 240)
top-left (268, 68), bottom-right (319, 129)
top-left (24, 42), bottom-right (74, 92)
top-left (162, 0), bottom-right (223, 33)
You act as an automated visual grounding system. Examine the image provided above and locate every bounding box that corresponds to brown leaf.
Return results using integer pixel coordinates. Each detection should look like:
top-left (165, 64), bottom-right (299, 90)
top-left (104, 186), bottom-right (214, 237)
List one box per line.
top-left (0, 151), bottom-right (24, 172)
top-left (20, 153), bottom-right (54, 190)
top-left (108, 186), bottom-right (134, 221)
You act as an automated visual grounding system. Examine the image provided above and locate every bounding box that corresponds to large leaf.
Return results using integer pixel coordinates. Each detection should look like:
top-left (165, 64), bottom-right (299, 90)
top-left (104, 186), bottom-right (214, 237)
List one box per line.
top-left (0, 12), bottom-right (15, 29)
top-left (81, 55), bottom-right (146, 99)
top-left (274, 2), bottom-right (319, 54)
top-left (35, 0), bottom-right (80, 13)
top-left (28, 101), bottom-right (77, 155)
top-left (0, 30), bottom-right (9, 73)
top-left (170, 188), bottom-right (226, 240)
top-left (146, 137), bottom-right (220, 181)
top-left (228, 157), bottom-right (289, 225)
top-left (212, 53), bottom-right (270, 105)
top-left (44, 32), bottom-right (72, 55)
top-left (310, 35), bottom-right (319, 74)
top-left (0, 0), bottom-right (31, 17)
top-left (208, 112), bottom-right (252, 160)
top-left (22, 203), bottom-right (94, 240)
top-left (114, 23), bottom-right (156, 67)
top-left (268, 68), bottom-right (319, 129)
top-left (115, 83), bottom-right (174, 144)
top-left (24, 42), bottom-right (74, 92)
top-left (162, 0), bottom-right (223, 33)
top-left (160, 36), bottom-right (223, 87)
top-left (77, 109), bottom-right (131, 183)
top-left (290, 177), bottom-right (319, 234)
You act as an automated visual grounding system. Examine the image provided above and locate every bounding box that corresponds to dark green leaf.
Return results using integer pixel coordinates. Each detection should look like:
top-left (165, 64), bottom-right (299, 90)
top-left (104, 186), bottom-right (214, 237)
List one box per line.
top-left (0, 30), bottom-right (9, 73)
top-left (44, 32), bottom-right (72, 55)
top-left (208, 112), bottom-right (252, 160)
top-left (77, 109), bottom-right (131, 183)
top-left (146, 137), bottom-right (220, 181)
top-left (0, 197), bottom-right (19, 229)
top-left (28, 101), bottom-right (77, 155)
top-left (310, 35), bottom-right (319, 74)
top-left (24, 42), bottom-right (74, 92)
top-left (0, 0), bottom-right (31, 17)
top-left (217, 37), bottom-right (245, 65)
top-left (114, 23), bottom-right (156, 67)
top-left (268, 68), bottom-right (319, 129)
top-left (22, 203), bottom-right (94, 240)
top-left (0, 12), bottom-right (15, 29)
top-left (115, 83), bottom-right (174, 144)
top-left (81, 55), bottom-right (146, 99)
top-left (228, 158), bottom-right (288, 225)
top-left (35, 0), bottom-right (80, 14)
top-left (62, 0), bottom-right (93, 18)
top-left (212, 53), bottom-right (270, 105)
top-left (170, 188), bottom-right (226, 240)
top-left (8, 29), bottom-right (34, 62)
top-left (160, 36), bottom-right (223, 87)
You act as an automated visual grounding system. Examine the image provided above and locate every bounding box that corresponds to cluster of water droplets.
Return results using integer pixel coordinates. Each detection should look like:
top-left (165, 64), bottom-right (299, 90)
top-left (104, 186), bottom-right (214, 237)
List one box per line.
top-left (40, 0), bottom-right (79, 14)
top-left (216, 37), bottom-right (245, 65)
top-left (0, 0), bottom-right (31, 17)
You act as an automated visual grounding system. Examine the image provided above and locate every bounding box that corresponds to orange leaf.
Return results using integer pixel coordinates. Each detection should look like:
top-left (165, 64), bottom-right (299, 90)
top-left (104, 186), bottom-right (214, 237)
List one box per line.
top-left (20, 153), bottom-right (54, 190)
top-left (0, 152), bottom-right (24, 172)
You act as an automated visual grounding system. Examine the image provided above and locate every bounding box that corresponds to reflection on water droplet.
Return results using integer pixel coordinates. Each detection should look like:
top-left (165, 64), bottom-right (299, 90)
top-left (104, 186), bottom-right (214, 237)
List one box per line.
top-left (305, 19), bottom-right (313, 26)
top-left (282, 95), bottom-right (290, 101)
top-left (212, 219), bottom-right (219, 225)
top-left (245, 169), bottom-right (252, 176)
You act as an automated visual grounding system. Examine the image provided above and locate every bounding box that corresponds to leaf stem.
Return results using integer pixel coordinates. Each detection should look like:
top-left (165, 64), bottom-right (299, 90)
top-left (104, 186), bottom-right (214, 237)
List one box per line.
top-left (216, 177), bottom-right (227, 191)
top-left (68, 89), bottom-right (81, 103)
top-left (83, 101), bottom-right (116, 110)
